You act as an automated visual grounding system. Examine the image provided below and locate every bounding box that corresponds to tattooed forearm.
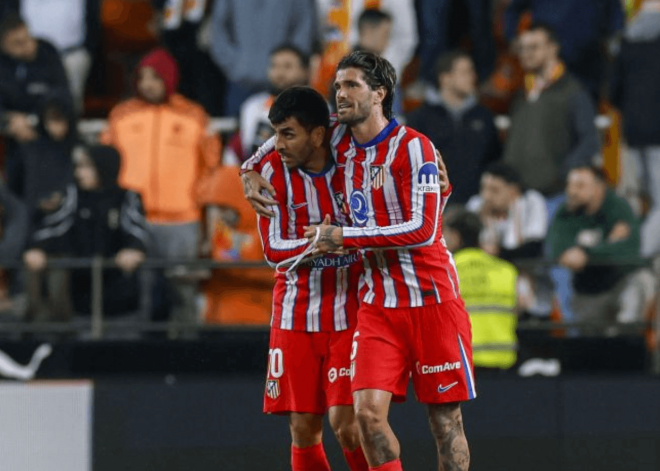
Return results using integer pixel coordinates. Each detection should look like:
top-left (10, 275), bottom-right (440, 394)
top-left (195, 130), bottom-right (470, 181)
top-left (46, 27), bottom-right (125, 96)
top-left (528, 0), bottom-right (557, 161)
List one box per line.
top-left (319, 227), bottom-right (341, 251)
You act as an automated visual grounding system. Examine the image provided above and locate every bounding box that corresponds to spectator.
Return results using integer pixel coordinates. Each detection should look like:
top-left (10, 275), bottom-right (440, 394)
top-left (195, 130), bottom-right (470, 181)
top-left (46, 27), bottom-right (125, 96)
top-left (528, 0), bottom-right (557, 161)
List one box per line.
top-left (407, 51), bottom-right (500, 204)
top-left (503, 22), bottom-right (599, 212)
top-left (548, 166), bottom-right (655, 330)
top-left (0, 185), bottom-right (29, 319)
top-left (227, 44), bottom-right (309, 164)
top-left (466, 163), bottom-right (547, 260)
top-left (153, 0), bottom-right (224, 116)
top-left (0, 13), bottom-right (73, 198)
top-left (18, 98), bottom-right (75, 222)
top-left (209, 0), bottom-right (315, 116)
top-left (416, 0), bottom-right (496, 85)
top-left (505, 0), bottom-right (624, 102)
top-left (23, 145), bottom-right (148, 322)
top-left (202, 166), bottom-right (273, 325)
top-left (354, 8), bottom-right (392, 56)
top-left (101, 48), bottom-right (221, 332)
top-left (20, 0), bottom-right (100, 112)
top-left (349, 0), bottom-right (417, 83)
top-left (445, 209), bottom-right (519, 370)
top-left (611, 0), bottom-right (660, 257)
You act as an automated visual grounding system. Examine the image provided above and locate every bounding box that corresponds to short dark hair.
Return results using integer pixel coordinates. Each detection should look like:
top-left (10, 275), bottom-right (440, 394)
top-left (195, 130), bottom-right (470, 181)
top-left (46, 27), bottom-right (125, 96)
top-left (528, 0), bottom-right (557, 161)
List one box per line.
top-left (358, 8), bottom-right (392, 32)
top-left (483, 163), bottom-right (523, 190)
top-left (0, 12), bottom-right (26, 42)
top-left (337, 50), bottom-right (396, 120)
top-left (268, 86), bottom-right (329, 131)
top-left (270, 43), bottom-right (310, 69)
top-left (571, 165), bottom-right (608, 183)
top-left (446, 209), bottom-right (482, 250)
top-left (528, 22), bottom-right (559, 46)
top-left (434, 50), bottom-right (471, 79)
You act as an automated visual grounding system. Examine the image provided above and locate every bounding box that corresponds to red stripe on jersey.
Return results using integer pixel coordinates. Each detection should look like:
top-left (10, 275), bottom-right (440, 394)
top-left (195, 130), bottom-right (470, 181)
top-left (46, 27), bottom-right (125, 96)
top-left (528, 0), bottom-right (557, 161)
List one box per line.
top-left (257, 150), bottom-right (360, 332)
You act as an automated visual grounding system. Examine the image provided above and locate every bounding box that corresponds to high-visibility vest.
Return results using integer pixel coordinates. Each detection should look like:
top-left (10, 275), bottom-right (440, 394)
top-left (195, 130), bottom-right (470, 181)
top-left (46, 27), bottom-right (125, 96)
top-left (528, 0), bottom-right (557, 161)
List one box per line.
top-left (454, 248), bottom-right (518, 369)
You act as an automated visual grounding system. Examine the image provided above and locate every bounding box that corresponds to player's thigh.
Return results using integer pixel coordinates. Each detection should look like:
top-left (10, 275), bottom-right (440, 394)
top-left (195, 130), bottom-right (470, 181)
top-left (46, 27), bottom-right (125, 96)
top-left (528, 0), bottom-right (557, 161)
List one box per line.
top-left (264, 328), bottom-right (325, 414)
top-left (411, 300), bottom-right (477, 404)
top-left (351, 304), bottom-right (410, 401)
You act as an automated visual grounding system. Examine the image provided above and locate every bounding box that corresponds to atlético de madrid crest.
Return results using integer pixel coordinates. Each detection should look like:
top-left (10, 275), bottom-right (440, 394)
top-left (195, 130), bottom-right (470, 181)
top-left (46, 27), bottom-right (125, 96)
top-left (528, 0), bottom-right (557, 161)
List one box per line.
top-left (370, 166), bottom-right (385, 189)
top-left (266, 379), bottom-right (280, 399)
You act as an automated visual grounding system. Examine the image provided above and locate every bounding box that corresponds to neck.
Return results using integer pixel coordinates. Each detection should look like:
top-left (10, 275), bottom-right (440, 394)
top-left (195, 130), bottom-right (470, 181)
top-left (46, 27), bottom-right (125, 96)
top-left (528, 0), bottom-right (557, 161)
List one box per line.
top-left (586, 186), bottom-right (606, 215)
top-left (350, 112), bottom-right (390, 145)
top-left (538, 57), bottom-right (560, 82)
top-left (303, 146), bottom-right (331, 174)
top-left (440, 88), bottom-right (468, 109)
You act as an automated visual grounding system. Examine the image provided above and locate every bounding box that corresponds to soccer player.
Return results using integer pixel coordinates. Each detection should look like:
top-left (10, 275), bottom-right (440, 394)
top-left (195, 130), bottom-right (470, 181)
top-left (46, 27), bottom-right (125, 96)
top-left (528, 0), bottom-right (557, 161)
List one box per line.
top-left (242, 52), bottom-right (475, 471)
top-left (253, 86), bottom-right (369, 471)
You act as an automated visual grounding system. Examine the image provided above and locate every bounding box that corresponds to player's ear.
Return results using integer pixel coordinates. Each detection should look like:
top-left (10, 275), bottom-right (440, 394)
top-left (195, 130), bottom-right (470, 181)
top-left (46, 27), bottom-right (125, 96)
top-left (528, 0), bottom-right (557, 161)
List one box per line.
top-left (310, 125), bottom-right (325, 147)
top-left (374, 86), bottom-right (386, 106)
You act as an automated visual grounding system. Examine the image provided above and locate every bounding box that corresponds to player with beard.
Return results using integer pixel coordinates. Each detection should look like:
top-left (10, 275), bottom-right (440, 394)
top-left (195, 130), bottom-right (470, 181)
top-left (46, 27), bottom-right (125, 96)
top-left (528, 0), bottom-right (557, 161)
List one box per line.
top-left (242, 51), bottom-right (474, 471)
top-left (254, 86), bottom-right (369, 471)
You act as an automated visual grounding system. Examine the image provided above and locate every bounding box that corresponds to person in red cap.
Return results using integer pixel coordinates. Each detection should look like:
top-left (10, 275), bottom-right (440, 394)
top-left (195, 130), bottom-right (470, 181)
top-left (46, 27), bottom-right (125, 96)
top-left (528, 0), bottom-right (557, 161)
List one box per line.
top-left (101, 47), bottom-right (222, 336)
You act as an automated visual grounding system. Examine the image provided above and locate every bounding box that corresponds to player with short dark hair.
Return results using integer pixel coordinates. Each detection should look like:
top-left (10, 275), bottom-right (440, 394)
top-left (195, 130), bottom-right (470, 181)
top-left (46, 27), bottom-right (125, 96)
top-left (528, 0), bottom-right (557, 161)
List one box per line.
top-left (242, 51), bottom-right (474, 471)
top-left (252, 86), bottom-right (369, 471)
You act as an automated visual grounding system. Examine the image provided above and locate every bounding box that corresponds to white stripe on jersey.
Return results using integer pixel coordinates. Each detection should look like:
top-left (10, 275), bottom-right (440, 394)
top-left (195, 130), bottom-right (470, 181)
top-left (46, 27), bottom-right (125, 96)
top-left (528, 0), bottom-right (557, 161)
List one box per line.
top-left (303, 174), bottom-right (322, 224)
top-left (334, 267), bottom-right (349, 330)
top-left (363, 255), bottom-right (376, 305)
top-left (398, 250), bottom-right (424, 306)
top-left (382, 127), bottom-right (407, 225)
top-left (307, 269), bottom-right (323, 331)
top-left (363, 147), bottom-right (379, 227)
top-left (281, 271), bottom-right (298, 329)
top-left (331, 124), bottom-right (348, 148)
top-left (283, 169), bottom-right (297, 239)
top-left (375, 251), bottom-right (397, 308)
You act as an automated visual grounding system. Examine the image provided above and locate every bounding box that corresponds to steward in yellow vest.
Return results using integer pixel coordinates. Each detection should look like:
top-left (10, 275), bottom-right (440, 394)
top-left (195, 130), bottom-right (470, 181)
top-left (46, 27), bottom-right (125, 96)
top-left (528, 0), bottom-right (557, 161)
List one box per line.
top-left (446, 211), bottom-right (518, 369)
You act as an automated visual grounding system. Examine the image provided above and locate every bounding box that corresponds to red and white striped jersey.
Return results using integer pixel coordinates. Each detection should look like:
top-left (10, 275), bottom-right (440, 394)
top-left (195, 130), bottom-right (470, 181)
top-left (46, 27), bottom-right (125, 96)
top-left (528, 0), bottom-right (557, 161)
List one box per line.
top-left (255, 149), bottom-right (361, 332)
top-left (242, 118), bottom-right (459, 309)
top-left (332, 119), bottom-right (459, 308)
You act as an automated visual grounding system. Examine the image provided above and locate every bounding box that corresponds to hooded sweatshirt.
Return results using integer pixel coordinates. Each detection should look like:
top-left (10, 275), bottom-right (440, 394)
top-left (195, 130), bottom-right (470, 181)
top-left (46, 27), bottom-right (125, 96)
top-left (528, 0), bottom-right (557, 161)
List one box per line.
top-left (29, 145), bottom-right (150, 315)
top-left (203, 166), bottom-right (273, 325)
top-left (101, 48), bottom-right (222, 224)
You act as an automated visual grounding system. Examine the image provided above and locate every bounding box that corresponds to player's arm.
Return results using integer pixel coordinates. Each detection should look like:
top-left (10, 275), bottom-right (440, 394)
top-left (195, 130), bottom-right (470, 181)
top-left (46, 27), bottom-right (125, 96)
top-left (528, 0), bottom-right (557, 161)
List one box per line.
top-left (256, 162), bottom-right (312, 266)
top-left (307, 138), bottom-right (443, 252)
top-left (240, 137), bottom-right (278, 217)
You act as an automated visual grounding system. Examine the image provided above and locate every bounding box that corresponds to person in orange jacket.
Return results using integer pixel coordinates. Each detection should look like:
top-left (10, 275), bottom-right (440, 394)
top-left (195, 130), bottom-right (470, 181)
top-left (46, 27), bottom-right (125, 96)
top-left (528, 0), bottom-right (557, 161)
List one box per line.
top-left (202, 166), bottom-right (273, 325)
top-left (101, 47), bottom-right (222, 333)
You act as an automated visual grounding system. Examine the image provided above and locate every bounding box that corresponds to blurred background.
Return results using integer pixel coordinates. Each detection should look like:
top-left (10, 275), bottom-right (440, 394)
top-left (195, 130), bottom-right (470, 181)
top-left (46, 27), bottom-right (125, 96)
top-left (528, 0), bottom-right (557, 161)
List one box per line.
top-left (0, 0), bottom-right (659, 470)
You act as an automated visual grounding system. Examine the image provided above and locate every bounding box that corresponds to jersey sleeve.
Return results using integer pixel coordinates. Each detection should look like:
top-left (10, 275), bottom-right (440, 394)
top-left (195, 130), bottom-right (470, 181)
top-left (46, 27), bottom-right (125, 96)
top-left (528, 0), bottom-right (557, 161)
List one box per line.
top-left (256, 158), bottom-right (311, 266)
top-left (342, 137), bottom-right (441, 250)
top-left (240, 136), bottom-right (276, 174)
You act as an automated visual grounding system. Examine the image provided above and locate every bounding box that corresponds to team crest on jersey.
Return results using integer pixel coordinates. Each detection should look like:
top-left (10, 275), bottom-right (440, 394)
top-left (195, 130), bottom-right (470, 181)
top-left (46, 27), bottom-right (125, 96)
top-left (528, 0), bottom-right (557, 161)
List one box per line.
top-left (417, 162), bottom-right (439, 192)
top-left (370, 166), bottom-right (385, 190)
top-left (349, 190), bottom-right (369, 227)
top-left (266, 379), bottom-right (280, 399)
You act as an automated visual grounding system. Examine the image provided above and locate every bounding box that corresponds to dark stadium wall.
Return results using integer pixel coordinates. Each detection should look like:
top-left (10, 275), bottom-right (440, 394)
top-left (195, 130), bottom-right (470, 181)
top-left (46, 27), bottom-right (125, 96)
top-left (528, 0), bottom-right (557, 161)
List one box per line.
top-left (93, 375), bottom-right (660, 471)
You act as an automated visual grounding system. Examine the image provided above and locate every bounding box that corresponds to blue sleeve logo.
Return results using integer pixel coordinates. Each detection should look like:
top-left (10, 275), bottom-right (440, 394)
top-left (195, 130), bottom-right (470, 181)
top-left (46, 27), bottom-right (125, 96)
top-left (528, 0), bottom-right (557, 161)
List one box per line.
top-left (349, 190), bottom-right (369, 226)
top-left (417, 162), bottom-right (439, 192)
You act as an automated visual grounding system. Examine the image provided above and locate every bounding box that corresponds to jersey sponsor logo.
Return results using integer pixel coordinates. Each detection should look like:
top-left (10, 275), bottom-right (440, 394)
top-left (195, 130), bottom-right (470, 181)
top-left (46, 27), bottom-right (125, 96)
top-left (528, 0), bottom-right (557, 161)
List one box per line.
top-left (417, 162), bottom-right (439, 192)
top-left (266, 379), bottom-right (281, 399)
top-left (370, 165), bottom-right (385, 190)
top-left (416, 361), bottom-right (461, 375)
top-left (303, 252), bottom-right (360, 269)
top-left (349, 190), bottom-right (369, 226)
top-left (328, 367), bottom-right (351, 383)
top-left (437, 381), bottom-right (458, 394)
top-left (290, 202), bottom-right (308, 210)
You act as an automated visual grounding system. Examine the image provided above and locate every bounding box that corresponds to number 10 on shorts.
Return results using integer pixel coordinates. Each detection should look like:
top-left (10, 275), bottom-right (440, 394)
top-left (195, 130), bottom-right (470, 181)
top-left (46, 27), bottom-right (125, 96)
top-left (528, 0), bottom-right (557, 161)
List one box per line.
top-left (268, 348), bottom-right (284, 379)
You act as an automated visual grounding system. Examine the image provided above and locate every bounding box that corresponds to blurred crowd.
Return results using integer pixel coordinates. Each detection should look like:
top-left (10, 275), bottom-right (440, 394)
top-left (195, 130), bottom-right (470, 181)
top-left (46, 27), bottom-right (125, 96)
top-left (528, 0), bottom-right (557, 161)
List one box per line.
top-left (0, 0), bottom-right (658, 346)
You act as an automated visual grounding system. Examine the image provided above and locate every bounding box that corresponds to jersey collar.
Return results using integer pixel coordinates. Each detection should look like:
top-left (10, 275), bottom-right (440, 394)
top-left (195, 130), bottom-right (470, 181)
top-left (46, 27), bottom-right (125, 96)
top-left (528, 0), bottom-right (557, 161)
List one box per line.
top-left (353, 118), bottom-right (399, 149)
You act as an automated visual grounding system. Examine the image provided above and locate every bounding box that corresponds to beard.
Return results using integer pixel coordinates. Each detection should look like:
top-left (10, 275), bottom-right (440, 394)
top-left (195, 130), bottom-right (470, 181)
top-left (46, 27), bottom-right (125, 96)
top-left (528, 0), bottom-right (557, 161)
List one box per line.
top-left (337, 101), bottom-right (371, 126)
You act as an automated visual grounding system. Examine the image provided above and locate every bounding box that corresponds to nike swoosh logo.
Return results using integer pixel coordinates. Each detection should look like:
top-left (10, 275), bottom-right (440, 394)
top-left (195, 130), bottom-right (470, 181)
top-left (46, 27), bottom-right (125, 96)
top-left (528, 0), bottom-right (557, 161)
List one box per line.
top-left (437, 382), bottom-right (458, 394)
top-left (291, 202), bottom-right (308, 210)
